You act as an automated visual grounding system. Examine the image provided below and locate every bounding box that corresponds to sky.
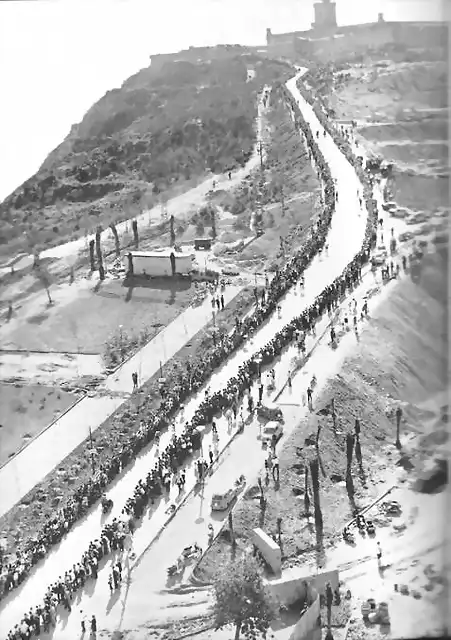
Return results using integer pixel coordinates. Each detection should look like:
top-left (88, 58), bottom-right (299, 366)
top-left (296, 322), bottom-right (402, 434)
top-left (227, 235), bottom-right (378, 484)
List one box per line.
top-left (0, 0), bottom-right (446, 202)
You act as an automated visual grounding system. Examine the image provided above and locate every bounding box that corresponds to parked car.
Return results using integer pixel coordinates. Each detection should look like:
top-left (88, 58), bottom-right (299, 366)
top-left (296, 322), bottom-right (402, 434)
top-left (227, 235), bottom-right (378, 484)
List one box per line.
top-left (261, 421), bottom-right (284, 447)
top-left (210, 475), bottom-right (246, 511)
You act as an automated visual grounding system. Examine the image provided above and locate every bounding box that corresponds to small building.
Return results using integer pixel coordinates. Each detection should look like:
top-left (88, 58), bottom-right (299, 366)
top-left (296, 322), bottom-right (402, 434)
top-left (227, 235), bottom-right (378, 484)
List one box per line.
top-left (124, 249), bottom-right (194, 278)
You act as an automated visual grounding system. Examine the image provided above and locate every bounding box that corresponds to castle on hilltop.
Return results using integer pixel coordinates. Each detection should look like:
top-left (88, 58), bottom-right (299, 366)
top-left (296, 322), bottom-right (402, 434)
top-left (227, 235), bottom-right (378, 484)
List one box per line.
top-left (148, 0), bottom-right (446, 70)
top-left (265, 0), bottom-right (446, 62)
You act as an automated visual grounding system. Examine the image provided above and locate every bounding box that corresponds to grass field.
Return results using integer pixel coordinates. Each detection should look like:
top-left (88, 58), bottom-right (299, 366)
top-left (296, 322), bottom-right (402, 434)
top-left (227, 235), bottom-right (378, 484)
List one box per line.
top-left (2, 277), bottom-right (195, 354)
top-left (0, 383), bottom-right (78, 465)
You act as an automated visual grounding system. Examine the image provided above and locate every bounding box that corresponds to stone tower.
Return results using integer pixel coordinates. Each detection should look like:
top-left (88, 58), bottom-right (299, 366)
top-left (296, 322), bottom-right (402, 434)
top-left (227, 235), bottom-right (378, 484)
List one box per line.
top-left (312, 0), bottom-right (337, 31)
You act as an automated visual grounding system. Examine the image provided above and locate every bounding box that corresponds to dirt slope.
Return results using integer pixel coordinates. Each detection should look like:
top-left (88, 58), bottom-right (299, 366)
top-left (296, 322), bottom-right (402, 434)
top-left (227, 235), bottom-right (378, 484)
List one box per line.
top-left (0, 49), bottom-right (292, 261)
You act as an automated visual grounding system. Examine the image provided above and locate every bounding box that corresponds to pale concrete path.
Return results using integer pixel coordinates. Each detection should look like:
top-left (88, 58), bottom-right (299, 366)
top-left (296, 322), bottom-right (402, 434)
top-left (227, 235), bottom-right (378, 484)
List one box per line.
top-left (0, 285), bottom-right (242, 518)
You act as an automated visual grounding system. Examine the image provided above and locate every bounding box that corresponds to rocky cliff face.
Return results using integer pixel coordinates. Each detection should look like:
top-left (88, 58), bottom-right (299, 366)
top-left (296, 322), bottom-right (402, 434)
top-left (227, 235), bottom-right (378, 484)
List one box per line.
top-left (0, 48), bottom-right (291, 260)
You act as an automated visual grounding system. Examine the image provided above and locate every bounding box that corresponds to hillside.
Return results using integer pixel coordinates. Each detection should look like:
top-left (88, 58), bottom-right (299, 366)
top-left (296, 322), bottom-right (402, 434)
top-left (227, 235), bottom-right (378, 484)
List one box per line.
top-left (0, 48), bottom-right (292, 260)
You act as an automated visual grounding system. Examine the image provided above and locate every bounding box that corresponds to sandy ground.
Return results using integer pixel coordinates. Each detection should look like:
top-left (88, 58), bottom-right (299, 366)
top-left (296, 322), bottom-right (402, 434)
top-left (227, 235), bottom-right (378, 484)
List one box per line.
top-left (0, 351), bottom-right (104, 383)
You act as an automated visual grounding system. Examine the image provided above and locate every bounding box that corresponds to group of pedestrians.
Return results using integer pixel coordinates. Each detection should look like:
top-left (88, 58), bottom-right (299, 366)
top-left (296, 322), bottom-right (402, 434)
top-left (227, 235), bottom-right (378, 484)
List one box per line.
top-left (4, 78), bottom-right (386, 640)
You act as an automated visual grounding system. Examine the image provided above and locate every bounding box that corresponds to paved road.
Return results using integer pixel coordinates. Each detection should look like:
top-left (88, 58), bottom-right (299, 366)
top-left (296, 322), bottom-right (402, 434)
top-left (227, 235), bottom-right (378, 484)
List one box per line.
top-left (0, 68), bottom-right (365, 636)
top-left (0, 71), bottom-right (410, 638)
top-left (0, 284), bottom-right (243, 518)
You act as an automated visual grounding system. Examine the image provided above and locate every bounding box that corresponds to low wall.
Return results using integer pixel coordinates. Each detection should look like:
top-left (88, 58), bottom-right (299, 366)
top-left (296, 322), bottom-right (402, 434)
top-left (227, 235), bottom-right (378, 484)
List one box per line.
top-left (290, 594), bottom-right (321, 640)
top-left (252, 528), bottom-right (282, 574)
top-left (268, 568), bottom-right (339, 607)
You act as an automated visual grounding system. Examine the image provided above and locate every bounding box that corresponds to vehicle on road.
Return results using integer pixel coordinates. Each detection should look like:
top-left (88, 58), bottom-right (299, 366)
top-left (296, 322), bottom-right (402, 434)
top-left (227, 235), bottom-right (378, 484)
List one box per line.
top-left (261, 421), bottom-right (284, 447)
top-left (210, 475), bottom-right (246, 511)
top-left (257, 403), bottom-right (284, 423)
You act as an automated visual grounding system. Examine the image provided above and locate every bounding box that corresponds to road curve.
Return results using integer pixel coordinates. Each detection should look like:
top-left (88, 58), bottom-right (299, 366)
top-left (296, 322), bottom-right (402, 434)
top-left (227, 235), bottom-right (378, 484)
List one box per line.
top-left (0, 70), bottom-right (367, 637)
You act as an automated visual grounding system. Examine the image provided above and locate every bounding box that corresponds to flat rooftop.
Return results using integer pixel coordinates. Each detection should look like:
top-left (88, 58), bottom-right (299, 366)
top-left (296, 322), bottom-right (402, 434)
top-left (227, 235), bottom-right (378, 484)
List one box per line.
top-left (126, 249), bottom-right (194, 258)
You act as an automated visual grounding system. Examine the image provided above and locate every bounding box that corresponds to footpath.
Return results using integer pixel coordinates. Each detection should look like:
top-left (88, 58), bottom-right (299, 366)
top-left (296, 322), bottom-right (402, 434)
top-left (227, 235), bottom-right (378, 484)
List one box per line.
top-left (0, 68), bottom-right (369, 636)
top-left (0, 284), bottom-right (243, 518)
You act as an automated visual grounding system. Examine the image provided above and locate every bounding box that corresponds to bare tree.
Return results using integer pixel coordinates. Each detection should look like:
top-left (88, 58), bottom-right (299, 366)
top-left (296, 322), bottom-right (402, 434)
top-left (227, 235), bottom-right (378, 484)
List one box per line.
top-left (35, 263), bottom-right (53, 305)
top-left (169, 215), bottom-right (176, 246)
top-left (132, 219), bottom-right (139, 249)
top-left (89, 239), bottom-right (96, 272)
top-left (95, 226), bottom-right (105, 280)
top-left (109, 223), bottom-right (120, 257)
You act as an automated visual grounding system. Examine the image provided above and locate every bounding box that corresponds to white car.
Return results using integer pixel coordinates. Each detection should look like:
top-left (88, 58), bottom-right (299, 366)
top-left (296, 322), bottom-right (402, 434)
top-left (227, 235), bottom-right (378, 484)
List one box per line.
top-left (261, 421), bottom-right (284, 446)
top-left (210, 476), bottom-right (246, 511)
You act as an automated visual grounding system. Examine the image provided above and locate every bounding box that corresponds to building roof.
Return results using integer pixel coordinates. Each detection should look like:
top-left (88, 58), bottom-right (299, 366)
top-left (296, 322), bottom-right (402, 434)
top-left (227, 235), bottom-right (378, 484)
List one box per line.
top-left (127, 250), bottom-right (195, 259)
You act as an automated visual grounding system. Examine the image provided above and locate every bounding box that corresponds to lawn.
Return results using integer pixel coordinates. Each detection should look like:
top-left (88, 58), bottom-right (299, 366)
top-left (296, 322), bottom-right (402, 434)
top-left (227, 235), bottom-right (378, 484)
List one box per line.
top-left (3, 277), bottom-right (195, 354)
top-left (0, 383), bottom-right (79, 465)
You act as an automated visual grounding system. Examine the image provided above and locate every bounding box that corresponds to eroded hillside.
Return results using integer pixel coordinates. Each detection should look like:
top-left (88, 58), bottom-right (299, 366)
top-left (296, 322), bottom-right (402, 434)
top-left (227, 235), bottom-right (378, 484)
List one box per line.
top-left (0, 48), bottom-right (292, 260)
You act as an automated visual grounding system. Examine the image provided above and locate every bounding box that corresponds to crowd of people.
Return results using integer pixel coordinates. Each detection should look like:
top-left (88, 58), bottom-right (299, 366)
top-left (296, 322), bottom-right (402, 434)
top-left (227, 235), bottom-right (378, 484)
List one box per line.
top-left (2, 80), bottom-right (380, 640)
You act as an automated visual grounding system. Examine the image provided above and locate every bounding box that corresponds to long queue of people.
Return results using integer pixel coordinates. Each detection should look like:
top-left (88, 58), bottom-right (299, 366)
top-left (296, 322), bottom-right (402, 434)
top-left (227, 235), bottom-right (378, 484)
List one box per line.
top-left (0, 82), bottom-right (335, 606)
top-left (3, 87), bottom-right (379, 640)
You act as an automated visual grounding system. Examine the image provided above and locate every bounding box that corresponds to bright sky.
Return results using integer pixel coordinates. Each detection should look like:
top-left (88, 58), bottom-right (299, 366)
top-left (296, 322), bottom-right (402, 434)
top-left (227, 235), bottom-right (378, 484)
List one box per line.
top-left (0, 0), bottom-right (445, 202)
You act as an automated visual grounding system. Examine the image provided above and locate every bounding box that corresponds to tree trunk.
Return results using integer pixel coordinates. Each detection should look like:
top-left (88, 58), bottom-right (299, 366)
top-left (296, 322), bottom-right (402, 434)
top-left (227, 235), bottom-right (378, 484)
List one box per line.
top-left (132, 219), bottom-right (139, 249)
top-left (170, 215), bottom-right (175, 246)
top-left (234, 620), bottom-right (241, 640)
top-left (127, 253), bottom-right (134, 277)
top-left (346, 433), bottom-right (355, 476)
top-left (355, 437), bottom-right (362, 463)
top-left (89, 239), bottom-right (96, 272)
top-left (109, 223), bottom-right (120, 257)
top-left (309, 458), bottom-right (323, 532)
top-left (45, 286), bottom-right (52, 305)
top-left (228, 511), bottom-right (235, 547)
top-left (95, 227), bottom-right (105, 281)
top-left (304, 465), bottom-right (310, 514)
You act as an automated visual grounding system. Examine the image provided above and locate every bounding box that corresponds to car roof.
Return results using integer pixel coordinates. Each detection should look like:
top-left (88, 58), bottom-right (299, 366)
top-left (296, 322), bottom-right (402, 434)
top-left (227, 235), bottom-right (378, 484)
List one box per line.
top-left (263, 421), bottom-right (280, 430)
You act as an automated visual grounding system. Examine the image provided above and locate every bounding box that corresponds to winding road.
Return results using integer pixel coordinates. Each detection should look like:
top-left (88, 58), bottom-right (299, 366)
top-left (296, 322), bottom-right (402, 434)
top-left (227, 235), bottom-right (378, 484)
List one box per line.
top-left (0, 69), bottom-right (396, 638)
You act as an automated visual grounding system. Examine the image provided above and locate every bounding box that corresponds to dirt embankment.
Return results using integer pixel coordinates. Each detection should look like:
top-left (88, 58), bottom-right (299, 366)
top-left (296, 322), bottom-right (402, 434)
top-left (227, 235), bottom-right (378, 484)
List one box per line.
top-left (196, 239), bottom-right (447, 579)
top-left (330, 59), bottom-right (448, 219)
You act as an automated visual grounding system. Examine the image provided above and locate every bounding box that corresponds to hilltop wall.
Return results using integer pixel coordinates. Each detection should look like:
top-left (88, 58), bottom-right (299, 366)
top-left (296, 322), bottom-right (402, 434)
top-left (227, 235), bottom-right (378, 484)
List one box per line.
top-left (267, 21), bottom-right (447, 64)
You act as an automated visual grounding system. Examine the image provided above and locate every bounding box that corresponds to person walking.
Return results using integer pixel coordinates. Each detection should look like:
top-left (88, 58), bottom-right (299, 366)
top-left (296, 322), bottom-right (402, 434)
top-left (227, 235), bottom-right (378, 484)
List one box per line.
top-left (80, 611), bottom-right (87, 635)
top-left (90, 615), bottom-right (97, 635)
top-left (287, 371), bottom-right (292, 389)
top-left (220, 294), bottom-right (225, 310)
top-left (208, 447), bottom-right (214, 466)
top-left (376, 541), bottom-right (383, 563)
top-left (272, 455), bottom-right (280, 482)
top-left (307, 386), bottom-right (313, 409)
top-left (132, 371), bottom-right (138, 391)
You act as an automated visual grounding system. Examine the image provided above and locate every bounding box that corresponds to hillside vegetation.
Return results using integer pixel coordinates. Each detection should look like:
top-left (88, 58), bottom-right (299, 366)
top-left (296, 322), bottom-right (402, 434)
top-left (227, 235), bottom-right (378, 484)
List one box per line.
top-left (0, 49), bottom-right (292, 260)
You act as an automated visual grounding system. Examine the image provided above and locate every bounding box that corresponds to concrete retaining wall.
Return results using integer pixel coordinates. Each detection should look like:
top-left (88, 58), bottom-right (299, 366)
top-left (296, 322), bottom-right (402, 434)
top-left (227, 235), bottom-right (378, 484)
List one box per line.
top-left (268, 568), bottom-right (339, 607)
top-left (289, 594), bottom-right (321, 640)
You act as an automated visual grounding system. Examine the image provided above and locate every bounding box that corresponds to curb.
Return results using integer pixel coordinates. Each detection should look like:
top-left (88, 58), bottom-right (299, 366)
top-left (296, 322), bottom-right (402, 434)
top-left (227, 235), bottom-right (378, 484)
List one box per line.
top-left (130, 423), bottom-right (244, 572)
top-left (0, 393), bottom-right (85, 472)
